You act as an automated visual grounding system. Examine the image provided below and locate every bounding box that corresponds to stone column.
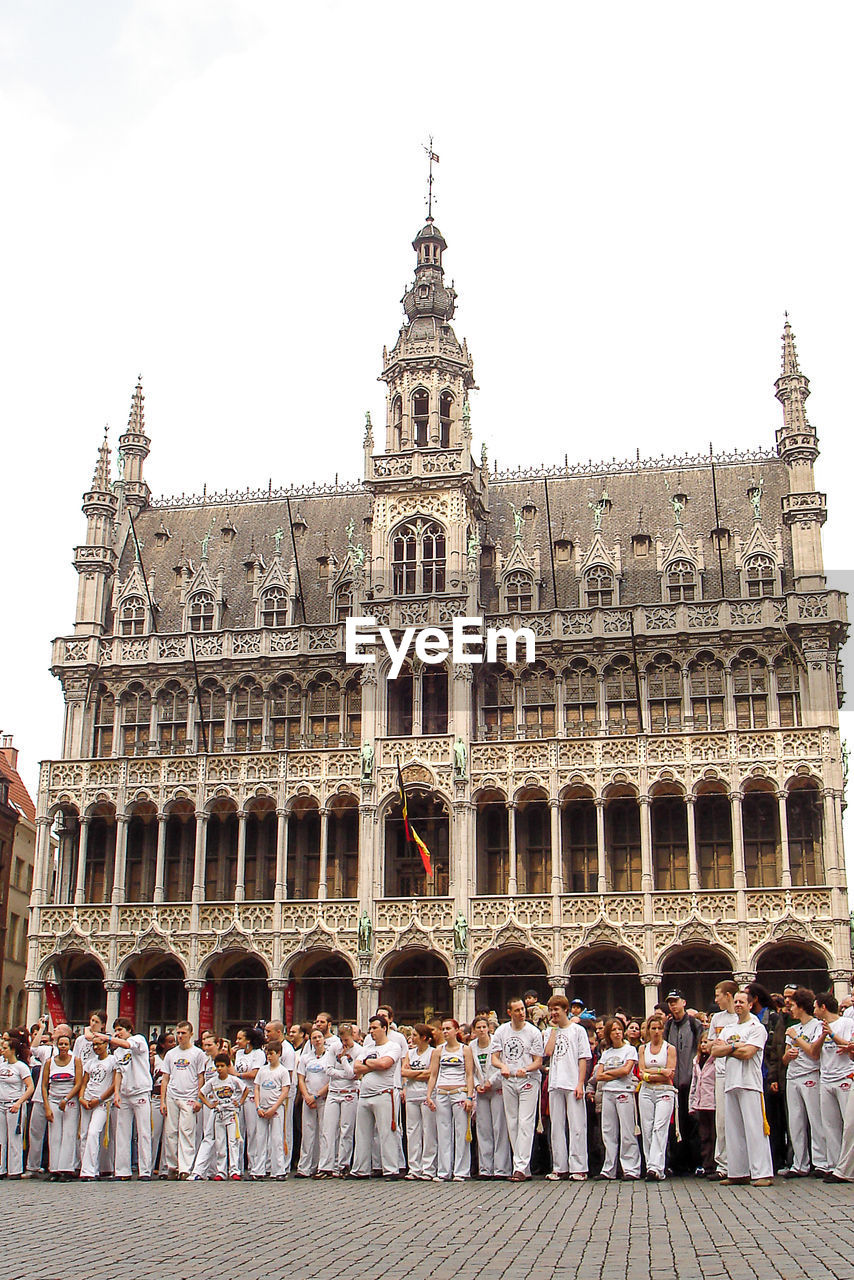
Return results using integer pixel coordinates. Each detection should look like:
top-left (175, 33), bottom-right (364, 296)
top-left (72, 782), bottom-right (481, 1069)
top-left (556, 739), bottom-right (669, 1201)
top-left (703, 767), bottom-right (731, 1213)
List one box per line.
top-left (25, 979), bottom-right (45, 1028)
top-left (354, 977), bottom-right (376, 1031)
top-left (777, 790), bottom-right (792, 890)
top-left (74, 817), bottom-right (90, 904)
top-left (318, 807), bottom-right (329, 900)
top-left (153, 813), bottom-right (168, 904)
top-left (192, 811), bottom-right (209, 904)
top-left (185, 979), bottom-right (205, 1030)
top-left (33, 816), bottom-right (54, 905)
top-left (733, 971), bottom-right (756, 987)
top-left (549, 799), bottom-right (562, 895)
top-left (111, 814), bottom-right (129, 905)
top-left (506, 801), bottom-right (518, 896)
top-left (104, 979), bottom-right (123, 1029)
top-left (268, 978), bottom-right (287, 1023)
top-left (641, 973), bottom-right (660, 1018)
top-left (275, 808), bottom-right (288, 900)
top-left (639, 796), bottom-right (654, 893)
top-left (730, 792), bottom-right (746, 891)
top-left (822, 789), bottom-right (841, 887)
top-left (685, 794), bottom-right (699, 892)
top-left (235, 810), bottom-right (248, 903)
top-left (595, 798), bottom-right (608, 894)
top-left (830, 970), bottom-right (852, 1002)
top-left (548, 972), bottom-right (567, 998)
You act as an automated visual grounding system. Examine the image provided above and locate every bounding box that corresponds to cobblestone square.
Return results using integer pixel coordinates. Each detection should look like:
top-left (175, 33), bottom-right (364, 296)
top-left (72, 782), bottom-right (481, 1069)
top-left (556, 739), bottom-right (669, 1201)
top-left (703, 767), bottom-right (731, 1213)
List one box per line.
top-left (6, 1177), bottom-right (854, 1280)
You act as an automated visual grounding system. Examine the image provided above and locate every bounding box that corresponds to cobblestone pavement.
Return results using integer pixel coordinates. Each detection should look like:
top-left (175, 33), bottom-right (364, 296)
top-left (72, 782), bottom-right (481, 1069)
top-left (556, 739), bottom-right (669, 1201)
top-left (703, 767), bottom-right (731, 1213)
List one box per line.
top-left (6, 1176), bottom-right (854, 1280)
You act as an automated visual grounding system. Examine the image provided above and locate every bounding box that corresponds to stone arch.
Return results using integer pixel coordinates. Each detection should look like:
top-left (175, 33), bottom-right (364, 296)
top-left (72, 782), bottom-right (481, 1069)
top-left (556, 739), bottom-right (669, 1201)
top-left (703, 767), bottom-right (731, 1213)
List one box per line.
top-left (288, 950), bottom-right (357, 1024)
top-left (475, 945), bottom-right (549, 1016)
top-left (202, 950), bottom-right (271, 1040)
top-left (121, 952), bottom-right (187, 1037)
top-left (384, 788), bottom-right (450, 896)
top-left (42, 951), bottom-right (106, 1027)
top-left (380, 948), bottom-right (453, 1025)
top-left (567, 946), bottom-right (644, 1019)
top-left (658, 943), bottom-right (735, 1012)
top-left (752, 941), bottom-right (832, 993)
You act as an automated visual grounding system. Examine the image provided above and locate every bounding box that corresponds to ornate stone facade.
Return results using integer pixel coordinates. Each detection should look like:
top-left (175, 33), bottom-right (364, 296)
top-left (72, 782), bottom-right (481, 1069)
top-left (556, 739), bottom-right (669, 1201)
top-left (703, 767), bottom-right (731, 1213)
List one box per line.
top-left (26, 226), bottom-right (850, 1032)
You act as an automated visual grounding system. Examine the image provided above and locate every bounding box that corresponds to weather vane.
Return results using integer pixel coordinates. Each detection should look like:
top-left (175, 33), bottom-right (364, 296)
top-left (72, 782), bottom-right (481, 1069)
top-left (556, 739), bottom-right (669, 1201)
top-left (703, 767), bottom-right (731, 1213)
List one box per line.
top-left (423, 136), bottom-right (440, 219)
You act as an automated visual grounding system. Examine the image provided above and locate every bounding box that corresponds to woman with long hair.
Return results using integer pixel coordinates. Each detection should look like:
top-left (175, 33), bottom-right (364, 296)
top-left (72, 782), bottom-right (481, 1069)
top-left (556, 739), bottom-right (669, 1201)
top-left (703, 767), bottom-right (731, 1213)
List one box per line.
top-left (593, 1019), bottom-right (641, 1180)
top-left (42, 1031), bottom-right (82, 1180)
top-left (0, 1032), bottom-right (34, 1177)
top-left (150, 1032), bottom-right (173, 1176)
top-left (637, 1013), bottom-right (677, 1181)
top-left (234, 1026), bottom-right (266, 1178)
top-left (402, 1023), bottom-right (437, 1180)
top-left (469, 1013), bottom-right (510, 1179)
top-left (296, 1027), bottom-right (331, 1177)
top-left (426, 1018), bottom-right (475, 1182)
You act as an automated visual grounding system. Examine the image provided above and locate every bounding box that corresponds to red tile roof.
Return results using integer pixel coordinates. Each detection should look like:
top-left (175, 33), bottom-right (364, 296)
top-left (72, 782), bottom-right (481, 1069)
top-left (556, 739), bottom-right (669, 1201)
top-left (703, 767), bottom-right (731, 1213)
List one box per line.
top-left (0, 753), bottom-right (36, 823)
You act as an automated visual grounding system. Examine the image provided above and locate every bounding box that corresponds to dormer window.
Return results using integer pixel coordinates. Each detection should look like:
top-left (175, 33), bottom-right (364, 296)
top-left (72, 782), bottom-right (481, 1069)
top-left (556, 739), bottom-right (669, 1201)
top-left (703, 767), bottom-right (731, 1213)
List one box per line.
top-left (188, 592), bottom-right (214, 632)
top-left (392, 520), bottom-right (446, 595)
top-left (584, 566), bottom-right (614, 608)
top-left (412, 390), bottom-right (429, 447)
top-left (119, 595), bottom-right (146, 636)
top-left (261, 587), bottom-right (289, 628)
top-left (666, 559), bottom-right (697, 602)
top-left (745, 554), bottom-right (775, 598)
top-left (505, 571), bottom-right (534, 613)
top-left (334, 581), bottom-right (353, 623)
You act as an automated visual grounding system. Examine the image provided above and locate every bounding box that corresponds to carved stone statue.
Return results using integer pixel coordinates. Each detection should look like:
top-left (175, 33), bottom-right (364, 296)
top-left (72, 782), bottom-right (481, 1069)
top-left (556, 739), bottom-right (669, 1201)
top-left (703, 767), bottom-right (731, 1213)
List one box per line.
top-left (360, 740), bottom-right (374, 781)
top-left (509, 503), bottom-right (523, 540)
top-left (467, 529), bottom-right (480, 561)
top-left (273, 526), bottom-right (285, 555)
top-left (453, 912), bottom-right (468, 953)
top-left (749, 482), bottom-right (762, 521)
top-left (454, 736), bottom-right (467, 778)
top-left (358, 910), bottom-right (373, 953)
top-left (670, 494), bottom-right (685, 526)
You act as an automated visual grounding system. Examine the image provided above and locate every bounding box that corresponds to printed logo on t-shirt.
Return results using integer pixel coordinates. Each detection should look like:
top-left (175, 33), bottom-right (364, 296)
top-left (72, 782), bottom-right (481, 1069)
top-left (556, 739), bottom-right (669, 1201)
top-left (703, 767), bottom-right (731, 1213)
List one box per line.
top-left (551, 1036), bottom-right (569, 1060)
top-left (502, 1036), bottom-right (527, 1063)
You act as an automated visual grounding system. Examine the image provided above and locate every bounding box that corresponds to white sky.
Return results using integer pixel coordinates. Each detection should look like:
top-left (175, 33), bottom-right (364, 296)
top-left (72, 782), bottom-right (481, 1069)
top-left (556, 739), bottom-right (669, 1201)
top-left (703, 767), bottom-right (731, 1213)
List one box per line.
top-left (1, 1), bottom-right (852, 873)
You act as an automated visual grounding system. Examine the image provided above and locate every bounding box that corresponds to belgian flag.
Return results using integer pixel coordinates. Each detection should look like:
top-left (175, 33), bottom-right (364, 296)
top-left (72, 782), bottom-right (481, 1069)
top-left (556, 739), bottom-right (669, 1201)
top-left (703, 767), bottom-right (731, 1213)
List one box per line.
top-left (396, 759), bottom-right (432, 878)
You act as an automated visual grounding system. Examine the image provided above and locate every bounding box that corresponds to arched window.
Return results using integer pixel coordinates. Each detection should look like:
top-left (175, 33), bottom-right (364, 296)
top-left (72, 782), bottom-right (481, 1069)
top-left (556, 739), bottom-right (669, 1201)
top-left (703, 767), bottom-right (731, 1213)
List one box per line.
top-left (197, 681), bottom-right (226, 752)
top-left (606, 795), bottom-right (641, 891)
top-left (261, 587), bottom-right (289, 628)
top-left (412, 389), bottom-right (429, 447)
top-left (562, 794), bottom-right (598, 893)
top-left (647, 657), bottom-right (682, 732)
top-left (666, 560), bottom-right (697, 602)
top-left (505, 571), bottom-right (534, 613)
top-left (584, 565), bottom-right (614, 608)
top-left (344, 678), bottom-right (362, 745)
top-left (120, 685), bottom-right (151, 755)
top-left (521, 665), bottom-right (555, 739)
top-left (564, 661), bottom-right (598, 736)
top-left (439, 391), bottom-right (453, 448)
top-left (188, 592), bottom-right (215, 632)
top-left (696, 791), bottom-right (733, 888)
top-left (604, 658), bottom-right (638, 733)
top-left (334, 581), bottom-right (353, 623)
top-left (93, 687), bottom-right (114, 757)
top-left (689, 655), bottom-right (725, 730)
top-left (307, 675), bottom-right (340, 745)
top-left (652, 793), bottom-right (689, 890)
top-left (422, 665), bottom-right (448, 735)
top-left (392, 394), bottom-right (402, 449)
top-left (482, 668), bottom-right (515, 740)
top-left (775, 652), bottom-right (802, 726)
top-left (743, 787), bottom-right (780, 887)
top-left (392, 520), bottom-right (446, 595)
top-left (732, 651), bottom-right (768, 729)
top-left (119, 595), bottom-right (146, 636)
top-left (270, 678), bottom-right (301, 749)
top-left (157, 682), bottom-right (188, 754)
top-left (387, 661), bottom-right (414, 736)
top-left (787, 783), bottom-right (824, 886)
top-left (233, 680), bottom-right (263, 750)
top-left (745, 554), bottom-right (775, 598)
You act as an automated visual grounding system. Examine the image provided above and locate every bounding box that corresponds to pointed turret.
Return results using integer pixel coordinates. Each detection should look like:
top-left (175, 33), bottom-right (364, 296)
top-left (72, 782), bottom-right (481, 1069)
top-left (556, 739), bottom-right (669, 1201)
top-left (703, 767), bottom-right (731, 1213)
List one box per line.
top-left (73, 430), bottom-right (119, 634)
top-left (775, 316), bottom-right (826, 590)
top-left (117, 375), bottom-right (151, 516)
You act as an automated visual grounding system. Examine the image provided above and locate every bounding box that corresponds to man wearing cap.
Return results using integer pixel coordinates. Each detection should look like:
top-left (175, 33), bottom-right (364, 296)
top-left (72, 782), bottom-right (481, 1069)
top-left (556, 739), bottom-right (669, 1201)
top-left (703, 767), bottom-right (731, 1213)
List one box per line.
top-left (664, 989), bottom-right (703, 1174)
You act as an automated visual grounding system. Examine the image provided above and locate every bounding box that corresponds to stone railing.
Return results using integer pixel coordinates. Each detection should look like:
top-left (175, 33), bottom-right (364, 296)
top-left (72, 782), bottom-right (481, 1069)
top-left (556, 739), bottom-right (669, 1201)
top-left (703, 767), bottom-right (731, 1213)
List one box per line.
top-left (50, 590), bottom-right (847, 671)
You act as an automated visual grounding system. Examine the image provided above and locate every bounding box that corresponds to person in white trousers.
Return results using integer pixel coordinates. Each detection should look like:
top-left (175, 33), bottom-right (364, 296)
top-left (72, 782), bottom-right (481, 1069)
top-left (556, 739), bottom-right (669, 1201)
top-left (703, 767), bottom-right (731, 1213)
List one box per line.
top-left (637, 1014), bottom-right (677, 1182)
top-left (264, 1021), bottom-right (296, 1174)
top-left (25, 1016), bottom-right (54, 1176)
top-left (402, 1025), bottom-right (438, 1180)
top-left (297, 1027), bottom-right (332, 1176)
top-left (78, 1038), bottom-right (118, 1180)
top-left (318, 1024), bottom-right (359, 1177)
top-left (707, 980), bottom-right (739, 1179)
top-left (0, 1032), bottom-right (34, 1177)
top-left (233, 1026), bottom-right (267, 1179)
top-left (816, 993), bottom-right (854, 1175)
top-left (491, 997), bottom-right (544, 1182)
top-left (100, 1017), bottom-right (155, 1180)
top-left (543, 995), bottom-right (592, 1181)
top-left (426, 1019), bottom-right (475, 1181)
top-left (712, 990), bottom-right (773, 1186)
top-left (189, 1032), bottom-right (222, 1180)
top-left (593, 1019), bottom-right (641, 1181)
top-left (149, 1033), bottom-right (173, 1176)
top-left (42, 1032), bottom-right (82, 1179)
top-left (470, 1015), bottom-right (510, 1179)
top-left (199, 1055), bottom-right (247, 1180)
top-left (782, 986), bottom-right (827, 1176)
top-left (160, 1021), bottom-right (207, 1178)
top-left (254, 1040), bottom-right (290, 1179)
top-left (351, 1014), bottom-right (404, 1178)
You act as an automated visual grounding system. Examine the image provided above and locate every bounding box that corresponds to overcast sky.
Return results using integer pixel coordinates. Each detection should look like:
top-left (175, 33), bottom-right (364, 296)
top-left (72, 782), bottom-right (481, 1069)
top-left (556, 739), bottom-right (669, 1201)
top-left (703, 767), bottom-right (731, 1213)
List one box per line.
top-left (1, 2), bottom-right (851, 870)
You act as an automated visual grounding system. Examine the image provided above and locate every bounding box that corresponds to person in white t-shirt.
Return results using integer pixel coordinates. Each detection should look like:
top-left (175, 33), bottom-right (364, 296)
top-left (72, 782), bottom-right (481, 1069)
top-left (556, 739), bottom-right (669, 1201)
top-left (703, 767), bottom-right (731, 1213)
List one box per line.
top-left (234, 1027), bottom-right (267, 1179)
top-left (200, 1055), bottom-right (247, 1180)
top-left (592, 1019), bottom-right (641, 1180)
top-left (98, 1017), bottom-right (154, 1179)
top-left (189, 1031), bottom-right (223, 1180)
top-left (265, 1020), bottom-right (297, 1174)
top-left (637, 1013), bottom-right (677, 1181)
top-left (160, 1020), bottom-right (207, 1178)
top-left (72, 1009), bottom-right (107, 1171)
top-left (491, 998), bottom-right (544, 1181)
top-left (470, 1014), bottom-right (510, 1179)
top-left (318, 1023), bottom-right (360, 1177)
top-left (297, 1028), bottom-right (333, 1176)
top-left (0, 1032), bottom-right (34, 1177)
top-left (707, 980), bottom-right (740, 1179)
top-left (253, 1040), bottom-right (290, 1179)
top-left (351, 1015), bottom-right (404, 1178)
top-left (426, 1018), bottom-right (475, 1181)
top-left (78, 1038), bottom-right (118, 1180)
top-left (815, 991), bottom-right (854, 1174)
top-left (25, 1017), bottom-right (57, 1176)
top-left (782, 986), bottom-right (827, 1176)
top-left (712, 990), bottom-right (773, 1185)
top-left (402, 1024), bottom-right (437, 1180)
top-left (372, 1005), bottom-right (407, 1169)
top-left (543, 995), bottom-right (592, 1181)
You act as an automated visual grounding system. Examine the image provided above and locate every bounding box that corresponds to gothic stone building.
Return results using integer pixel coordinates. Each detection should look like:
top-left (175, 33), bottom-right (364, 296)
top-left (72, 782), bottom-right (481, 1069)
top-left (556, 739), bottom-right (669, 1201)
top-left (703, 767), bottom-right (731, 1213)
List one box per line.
top-left (26, 217), bottom-right (850, 1036)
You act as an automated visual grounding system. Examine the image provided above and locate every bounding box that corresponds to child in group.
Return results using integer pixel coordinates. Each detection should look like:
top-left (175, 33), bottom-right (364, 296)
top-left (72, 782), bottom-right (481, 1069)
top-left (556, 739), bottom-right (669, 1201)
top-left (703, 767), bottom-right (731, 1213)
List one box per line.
top-left (78, 1038), bottom-right (118, 1180)
top-left (689, 1032), bottom-right (717, 1178)
top-left (254, 1040), bottom-right (290, 1180)
top-left (199, 1054), bottom-right (248, 1181)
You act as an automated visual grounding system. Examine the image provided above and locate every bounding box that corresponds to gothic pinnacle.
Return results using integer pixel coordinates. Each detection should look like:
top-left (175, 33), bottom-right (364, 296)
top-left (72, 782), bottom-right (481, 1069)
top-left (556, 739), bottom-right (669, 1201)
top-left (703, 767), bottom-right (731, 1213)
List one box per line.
top-left (92, 425), bottom-right (111, 491)
top-left (781, 314), bottom-right (801, 376)
top-left (127, 374), bottom-right (146, 436)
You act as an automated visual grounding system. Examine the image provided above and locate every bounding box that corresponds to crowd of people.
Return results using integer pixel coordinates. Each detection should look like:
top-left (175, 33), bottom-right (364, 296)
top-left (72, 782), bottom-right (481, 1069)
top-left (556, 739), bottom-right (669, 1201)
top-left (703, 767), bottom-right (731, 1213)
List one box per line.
top-left (1, 979), bottom-right (854, 1187)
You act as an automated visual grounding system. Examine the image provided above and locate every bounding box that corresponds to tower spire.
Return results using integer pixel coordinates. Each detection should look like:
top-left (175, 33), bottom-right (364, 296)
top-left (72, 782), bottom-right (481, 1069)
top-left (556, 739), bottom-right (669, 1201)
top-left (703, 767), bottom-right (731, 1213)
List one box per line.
top-left (423, 137), bottom-right (439, 220)
top-left (775, 313), bottom-right (810, 432)
top-left (92, 425), bottom-right (111, 491)
top-left (774, 314), bottom-right (826, 590)
top-left (118, 373), bottom-right (151, 516)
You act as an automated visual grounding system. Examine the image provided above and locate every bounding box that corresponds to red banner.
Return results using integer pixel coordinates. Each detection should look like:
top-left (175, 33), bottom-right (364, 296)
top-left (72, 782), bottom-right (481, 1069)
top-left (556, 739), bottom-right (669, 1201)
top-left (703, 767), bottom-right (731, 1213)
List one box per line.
top-left (119, 981), bottom-right (136, 1026)
top-left (284, 980), bottom-right (295, 1029)
top-left (199, 981), bottom-right (216, 1036)
top-left (44, 983), bottom-right (67, 1028)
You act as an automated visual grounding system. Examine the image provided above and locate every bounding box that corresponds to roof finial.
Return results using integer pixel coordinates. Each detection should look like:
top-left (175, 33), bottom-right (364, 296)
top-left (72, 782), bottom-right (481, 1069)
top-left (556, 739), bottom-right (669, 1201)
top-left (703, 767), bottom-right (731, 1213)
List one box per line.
top-left (92, 425), bottom-right (111, 490)
top-left (781, 313), bottom-right (800, 376)
top-left (423, 136), bottom-right (439, 221)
